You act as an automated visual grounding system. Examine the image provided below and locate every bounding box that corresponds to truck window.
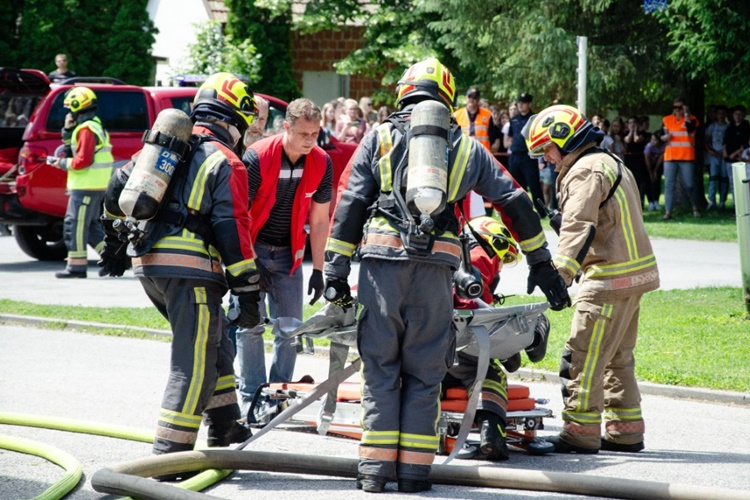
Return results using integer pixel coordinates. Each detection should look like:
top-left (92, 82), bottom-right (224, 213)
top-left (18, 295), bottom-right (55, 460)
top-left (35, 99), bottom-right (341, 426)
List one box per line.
top-left (168, 96), bottom-right (193, 115)
top-left (46, 90), bottom-right (149, 132)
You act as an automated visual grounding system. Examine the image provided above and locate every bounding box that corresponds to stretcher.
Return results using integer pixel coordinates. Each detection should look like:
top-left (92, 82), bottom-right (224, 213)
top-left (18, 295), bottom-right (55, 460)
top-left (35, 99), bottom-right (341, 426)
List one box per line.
top-left (260, 379), bottom-right (554, 456)
top-left (242, 299), bottom-right (555, 458)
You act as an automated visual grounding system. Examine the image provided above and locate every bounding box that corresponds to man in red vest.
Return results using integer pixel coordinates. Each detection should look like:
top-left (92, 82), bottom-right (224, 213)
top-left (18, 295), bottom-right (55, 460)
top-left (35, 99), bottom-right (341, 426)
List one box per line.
top-left (236, 98), bottom-right (333, 422)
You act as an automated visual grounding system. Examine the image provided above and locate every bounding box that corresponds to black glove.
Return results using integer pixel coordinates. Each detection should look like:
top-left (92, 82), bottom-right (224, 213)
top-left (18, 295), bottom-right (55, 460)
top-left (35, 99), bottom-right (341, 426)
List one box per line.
top-left (97, 220), bottom-right (130, 277)
top-left (307, 269), bottom-right (325, 305)
top-left (323, 276), bottom-right (353, 309)
top-left (231, 291), bottom-right (261, 329)
top-left (526, 260), bottom-right (571, 311)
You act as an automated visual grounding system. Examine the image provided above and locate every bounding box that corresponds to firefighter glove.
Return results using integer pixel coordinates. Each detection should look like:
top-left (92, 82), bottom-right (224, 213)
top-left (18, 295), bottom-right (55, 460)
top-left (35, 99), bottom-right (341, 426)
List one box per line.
top-left (526, 260), bottom-right (571, 311)
top-left (232, 291), bottom-right (261, 329)
top-left (97, 220), bottom-right (130, 277)
top-left (323, 276), bottom-right (353, 309)
top-left (308, 269), bottom-right (325, 305)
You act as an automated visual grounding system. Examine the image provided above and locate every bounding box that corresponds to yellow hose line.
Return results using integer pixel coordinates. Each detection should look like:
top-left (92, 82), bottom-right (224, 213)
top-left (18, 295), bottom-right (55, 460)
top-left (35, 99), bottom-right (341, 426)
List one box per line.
top-left (0, 434), bottom-right (82, 500)
top-left (0, 412), bottom-right (231, 498)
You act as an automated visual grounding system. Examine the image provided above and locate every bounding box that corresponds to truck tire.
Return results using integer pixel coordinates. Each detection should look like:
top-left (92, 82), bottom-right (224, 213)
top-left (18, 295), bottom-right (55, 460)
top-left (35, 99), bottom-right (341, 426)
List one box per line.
top-left (13, 224), bottom-right (67, 261)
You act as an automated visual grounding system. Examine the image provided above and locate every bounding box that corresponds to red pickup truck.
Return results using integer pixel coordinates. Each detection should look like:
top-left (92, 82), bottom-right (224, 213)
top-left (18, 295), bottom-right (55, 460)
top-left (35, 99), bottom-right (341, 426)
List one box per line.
top-left (0, 69), bottom-right (356, 261)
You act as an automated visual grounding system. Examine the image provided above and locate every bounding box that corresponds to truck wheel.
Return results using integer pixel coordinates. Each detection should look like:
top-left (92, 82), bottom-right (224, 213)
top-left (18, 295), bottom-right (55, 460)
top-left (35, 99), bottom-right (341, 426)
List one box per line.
top-left (13, 224), bottom-right (67, 261)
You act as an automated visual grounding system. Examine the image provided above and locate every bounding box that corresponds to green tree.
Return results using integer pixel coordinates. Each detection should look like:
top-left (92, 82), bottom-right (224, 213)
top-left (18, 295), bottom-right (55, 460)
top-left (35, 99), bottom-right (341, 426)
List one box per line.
top-left (171, 20), bottom-right (261, 85)
top-left (15, 0), bottom-right (156, 84)
top-left (225, 0), bottom-right (300, 101)
top-left (655, 0), bottom-right (750, 105)
top-left (101, 0), bottom-right (157, 86)
top-left (0, 0), bottom-right (25, 67)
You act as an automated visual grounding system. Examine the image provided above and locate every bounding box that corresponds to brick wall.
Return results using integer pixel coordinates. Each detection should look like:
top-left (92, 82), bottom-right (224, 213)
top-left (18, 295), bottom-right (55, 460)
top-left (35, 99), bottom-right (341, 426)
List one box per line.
top-left (291, 27), bottom-right (385, 100)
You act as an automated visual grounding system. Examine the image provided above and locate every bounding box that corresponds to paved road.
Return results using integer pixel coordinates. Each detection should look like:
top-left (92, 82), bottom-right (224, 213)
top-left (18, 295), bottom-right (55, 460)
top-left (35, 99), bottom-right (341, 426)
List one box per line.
top-left (0, 232), bottom-right (748, 499)
top-left (0, 231), bottom-right (743, 308)
top-left (2, 326), bottom-right (750, 500)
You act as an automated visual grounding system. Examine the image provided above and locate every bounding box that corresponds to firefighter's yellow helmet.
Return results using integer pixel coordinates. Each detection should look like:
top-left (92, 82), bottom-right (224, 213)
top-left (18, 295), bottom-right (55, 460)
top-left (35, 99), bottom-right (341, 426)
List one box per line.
top-left (469, 216), bottom-right (521, 266)
top-left (396, 58), bottom-right (456, 112)
top-left (191, 72), bottom-right (257, 135)
top-left (63, 87), bottom-right (98, 114)
top-left (523, 104), bottom-right (596, 158)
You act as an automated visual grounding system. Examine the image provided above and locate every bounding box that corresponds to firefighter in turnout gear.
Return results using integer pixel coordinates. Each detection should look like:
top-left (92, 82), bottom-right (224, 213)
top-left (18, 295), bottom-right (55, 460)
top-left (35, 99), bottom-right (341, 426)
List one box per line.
top-left (323, 57), bottom-right (569, 493)
top-left (444, 216), bottom-right (551, 462)
top-left (524, 104), bottom-right (659, 454)
top-left (49, 86), bottom-right (113, 278)
top-left (100, 73), bottom-right (260, 468)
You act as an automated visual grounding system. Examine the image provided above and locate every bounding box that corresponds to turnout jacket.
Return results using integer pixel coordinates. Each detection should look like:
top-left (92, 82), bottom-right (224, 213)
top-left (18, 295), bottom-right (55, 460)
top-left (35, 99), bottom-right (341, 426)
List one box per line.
top-left (553, 142), bottom-right (660, 302)
top-left (105, 123), bottom-right (257, 290)
top-left (324, 106), bottom-right (550, 280)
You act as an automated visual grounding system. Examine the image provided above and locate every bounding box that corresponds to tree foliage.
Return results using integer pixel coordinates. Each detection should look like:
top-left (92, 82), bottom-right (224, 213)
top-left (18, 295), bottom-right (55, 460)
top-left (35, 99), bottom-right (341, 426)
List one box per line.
top-left (11, 0), bottom-right (156, 85)
top-left (171, 20), bottom-right (261, 85)
top-left (293, 0), bottom-right (750, 115)
top-left (225, 0), bottom-right (300, 102)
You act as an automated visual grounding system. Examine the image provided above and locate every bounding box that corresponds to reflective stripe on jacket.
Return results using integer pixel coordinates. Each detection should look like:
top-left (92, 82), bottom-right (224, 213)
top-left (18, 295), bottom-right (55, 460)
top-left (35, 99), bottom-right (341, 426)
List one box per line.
top-left (554, 142), bottom-right (660, 301)
top-left (324, 106), bottom-right (551, 279)
top-left (663, 114), bottom-right (698, 162)
top-left (248, 134), bottom-right (328, 274)
top-left (128, 124), bottom-right (256, 286)
top-left (454, 107), bottom-right (492, 151)
top-left (68, 117), bottom-right (113, 190)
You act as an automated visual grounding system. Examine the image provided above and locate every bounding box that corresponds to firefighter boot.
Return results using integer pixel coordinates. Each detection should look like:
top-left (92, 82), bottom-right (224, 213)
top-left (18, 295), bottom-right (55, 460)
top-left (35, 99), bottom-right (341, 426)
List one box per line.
top-left (525, 314), bottom-right (550, 363)
top-left (500, 352), bottom-right (521, 373)
top-left (477, 411), bottom-right (509, 461)
top-left (601, 438), bottom-right (645, 453)
top-left (55, 270), bottom-right (87, 279)
top-left (398, 479), bottom-right (432, 493)
top-left (356, 474), bottom-right (389, 493)
top-left (207, 420), bottom-right (252, 447)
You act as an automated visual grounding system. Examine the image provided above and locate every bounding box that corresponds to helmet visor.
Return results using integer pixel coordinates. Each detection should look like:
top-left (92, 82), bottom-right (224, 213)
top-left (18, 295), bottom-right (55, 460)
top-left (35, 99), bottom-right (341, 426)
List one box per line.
top-left (528, 141), bottom-right (550, 158)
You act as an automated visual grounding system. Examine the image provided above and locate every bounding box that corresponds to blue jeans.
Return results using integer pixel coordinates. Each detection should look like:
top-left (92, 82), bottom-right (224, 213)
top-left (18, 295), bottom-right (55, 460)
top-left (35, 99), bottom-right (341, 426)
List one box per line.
top-left (707, 155), bottom-right (728, 206)
top-left (235, 240), bottom-right (303, 406)
top-left (663, 161), bottom-right (698, 212)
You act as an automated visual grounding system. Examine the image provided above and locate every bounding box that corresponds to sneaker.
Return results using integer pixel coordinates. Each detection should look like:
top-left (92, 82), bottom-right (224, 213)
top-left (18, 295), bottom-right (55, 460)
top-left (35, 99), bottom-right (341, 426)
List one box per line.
top-left (356, 474), bottom-right (388, 493)
top-left (207, 420), bottom-right (252, 447)
top-left (601, 438), bottom-right (644, 453)
top-left (525, 314), bottom-right (550, 363)
top-left (693, 209), bottom-right (702, 218)
top-left (543, 434), bottom-right (599, 454)
top-left (55, 270), bottom-right (87, 279)
top-left (662, 212), bottom-right (672, 220)
top-left (478, 414), bottom-right (509, 461)
top-left (398, 479), bottom-right (432, 493)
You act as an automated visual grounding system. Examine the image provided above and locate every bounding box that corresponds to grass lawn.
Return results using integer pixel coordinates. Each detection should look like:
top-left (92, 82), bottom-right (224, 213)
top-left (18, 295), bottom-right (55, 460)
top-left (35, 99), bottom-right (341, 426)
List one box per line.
top-left (2, 286), bottom-right (748, 393)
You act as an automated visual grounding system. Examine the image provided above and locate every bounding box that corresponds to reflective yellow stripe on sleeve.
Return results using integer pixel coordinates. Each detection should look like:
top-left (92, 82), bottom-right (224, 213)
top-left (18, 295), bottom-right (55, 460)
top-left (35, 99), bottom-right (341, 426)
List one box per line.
top-left (188, 150), bottom-right (225, 211)
top-left (447, 135), bottom-right (471, 202)
top-left (326, 237), bottom-right (357, 257)
top-left (377, 124), bottom-right (394, 192)
top-left (519, 231), bottom-right (546, 253)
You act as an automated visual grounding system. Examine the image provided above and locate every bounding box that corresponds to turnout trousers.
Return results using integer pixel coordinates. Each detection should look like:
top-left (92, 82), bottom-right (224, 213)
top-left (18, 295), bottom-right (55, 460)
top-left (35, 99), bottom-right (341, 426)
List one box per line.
top-left (140, 277), bottom-right (241, 454)
top-left (559, 295), bottom-right (645, 449)
top-left (357, 259), bottom-right (455, 481)
top-left (444, 355), bottom-right (508, 425)
top-left (63, 190), bottom-right (105, 273)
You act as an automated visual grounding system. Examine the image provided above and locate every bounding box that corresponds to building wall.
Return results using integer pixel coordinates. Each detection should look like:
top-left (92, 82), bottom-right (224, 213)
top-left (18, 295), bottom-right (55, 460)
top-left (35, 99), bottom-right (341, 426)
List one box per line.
top-left (291, 27), bottom-right (385, 102)
top-left (147, 0), bottom-right (211, 86)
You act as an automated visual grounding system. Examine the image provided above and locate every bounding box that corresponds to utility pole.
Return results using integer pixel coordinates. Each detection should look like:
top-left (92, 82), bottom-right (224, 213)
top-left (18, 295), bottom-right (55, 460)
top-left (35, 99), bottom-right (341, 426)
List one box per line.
top-left (576, 36), bottom-right (587, 115)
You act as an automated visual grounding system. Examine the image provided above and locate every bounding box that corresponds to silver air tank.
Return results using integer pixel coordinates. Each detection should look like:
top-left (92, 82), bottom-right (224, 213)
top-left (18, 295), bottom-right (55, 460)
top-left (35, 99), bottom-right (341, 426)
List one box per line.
top-left (119, 108), bottom-right (193, 220)
top-left (406, 100), bottom-right (450, 233)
